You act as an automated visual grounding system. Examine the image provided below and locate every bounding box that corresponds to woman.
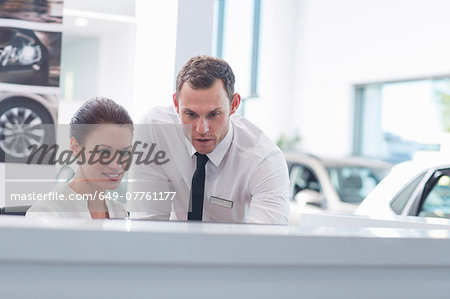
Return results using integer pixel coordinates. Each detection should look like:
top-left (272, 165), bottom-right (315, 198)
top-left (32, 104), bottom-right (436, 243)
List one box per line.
top-left (26, 97), bottom-right (132, 219)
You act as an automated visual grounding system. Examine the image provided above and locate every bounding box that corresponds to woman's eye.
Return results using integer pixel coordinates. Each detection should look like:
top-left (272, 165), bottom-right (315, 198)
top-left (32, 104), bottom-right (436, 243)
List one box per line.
top-left (100, 149), bottom-right (111, 157)
top-left (120, 150), bottom-right (131, 157)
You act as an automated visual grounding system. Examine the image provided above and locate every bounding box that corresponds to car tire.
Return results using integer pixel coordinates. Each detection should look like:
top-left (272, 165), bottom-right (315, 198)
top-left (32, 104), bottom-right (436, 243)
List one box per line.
top-left (0, 96), bottom-right (56, 164)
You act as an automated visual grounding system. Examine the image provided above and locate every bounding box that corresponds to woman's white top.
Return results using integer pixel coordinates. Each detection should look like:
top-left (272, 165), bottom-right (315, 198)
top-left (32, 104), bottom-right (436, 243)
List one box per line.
top-left (26, 184), bottom-right (128, 219)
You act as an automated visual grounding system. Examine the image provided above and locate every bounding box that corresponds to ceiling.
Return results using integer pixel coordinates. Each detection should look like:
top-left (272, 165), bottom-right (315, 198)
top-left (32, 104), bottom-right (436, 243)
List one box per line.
top-left (64, 0), bottom-right (135, 17)
top-left (61, 0), bottom-right (136, 39)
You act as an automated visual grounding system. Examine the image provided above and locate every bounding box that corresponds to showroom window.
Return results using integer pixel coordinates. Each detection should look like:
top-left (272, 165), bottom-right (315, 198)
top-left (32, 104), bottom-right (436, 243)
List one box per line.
top-left (354, 77), bottom-right (450, 163)
top-left (214, 0), bottom-right (261, 115)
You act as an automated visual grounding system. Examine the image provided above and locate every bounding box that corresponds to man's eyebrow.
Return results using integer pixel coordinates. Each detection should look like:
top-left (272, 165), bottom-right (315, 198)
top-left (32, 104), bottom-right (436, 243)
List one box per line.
top-left (181, 108), bottom-right (196, 113)
top-left (182, 108), bottom-right (223, 113)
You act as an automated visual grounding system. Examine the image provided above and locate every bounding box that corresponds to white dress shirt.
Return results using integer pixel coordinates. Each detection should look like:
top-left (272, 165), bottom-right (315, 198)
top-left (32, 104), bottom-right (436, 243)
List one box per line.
top-left (26, 184), bottom-right (128, 219)
top-left (128, 106), bottom-right (290, 224)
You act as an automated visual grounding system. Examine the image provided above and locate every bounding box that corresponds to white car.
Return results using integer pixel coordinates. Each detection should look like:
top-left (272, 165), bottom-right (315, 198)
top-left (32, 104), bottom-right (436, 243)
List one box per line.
top-left (284, 152), bottom-right (392, 223)
top-left (355, 159), bottom-right (450, 219)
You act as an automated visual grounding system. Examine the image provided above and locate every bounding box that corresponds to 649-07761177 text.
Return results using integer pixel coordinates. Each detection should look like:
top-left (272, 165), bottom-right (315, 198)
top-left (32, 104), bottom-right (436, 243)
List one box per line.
top-left (9, 191), bottom-right (177, 202)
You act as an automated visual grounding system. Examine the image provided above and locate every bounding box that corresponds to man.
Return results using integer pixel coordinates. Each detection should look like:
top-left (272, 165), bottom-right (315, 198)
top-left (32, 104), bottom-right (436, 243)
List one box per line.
top-left (128, 55), bottom-right (289, 224)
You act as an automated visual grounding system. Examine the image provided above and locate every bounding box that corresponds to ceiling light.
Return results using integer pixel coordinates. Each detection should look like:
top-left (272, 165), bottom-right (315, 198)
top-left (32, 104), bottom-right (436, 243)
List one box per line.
top-left (74, 18), bottom-right (89, 27)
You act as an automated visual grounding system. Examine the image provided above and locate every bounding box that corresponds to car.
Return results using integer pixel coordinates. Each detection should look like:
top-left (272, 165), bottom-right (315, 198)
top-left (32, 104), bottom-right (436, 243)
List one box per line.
top-left (284, 152), bottom-right (392, 223)
top-left (355, 158), bottom-right (450, 220)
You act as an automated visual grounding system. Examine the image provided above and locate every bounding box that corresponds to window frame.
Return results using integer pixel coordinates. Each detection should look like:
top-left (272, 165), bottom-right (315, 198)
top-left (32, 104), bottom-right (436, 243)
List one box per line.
top-left (389, 172), bottom-right (428, 215)
top-left (413, 168), bottom-right (450, 217)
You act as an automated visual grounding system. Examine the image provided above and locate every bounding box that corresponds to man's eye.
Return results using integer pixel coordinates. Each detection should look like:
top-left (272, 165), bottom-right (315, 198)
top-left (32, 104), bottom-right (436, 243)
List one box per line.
top-left (210, 112), bottom-right (220, 117)
top-left (185, 112), bottom-right (196, 117)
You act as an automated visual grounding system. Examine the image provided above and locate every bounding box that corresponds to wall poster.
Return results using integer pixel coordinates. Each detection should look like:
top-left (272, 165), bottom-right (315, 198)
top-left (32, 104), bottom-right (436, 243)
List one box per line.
top-left (0, 0), bottom-right (63, 164)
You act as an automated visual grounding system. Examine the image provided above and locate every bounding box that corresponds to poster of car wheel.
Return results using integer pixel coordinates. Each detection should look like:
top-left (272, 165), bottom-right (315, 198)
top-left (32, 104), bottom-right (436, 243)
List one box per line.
top-left (0, 0), bottom-right (63, 164)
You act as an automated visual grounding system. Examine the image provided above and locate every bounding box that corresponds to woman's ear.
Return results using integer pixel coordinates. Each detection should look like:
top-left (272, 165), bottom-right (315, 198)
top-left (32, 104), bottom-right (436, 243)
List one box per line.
top-left (69, 137), bottom-right (81, 159)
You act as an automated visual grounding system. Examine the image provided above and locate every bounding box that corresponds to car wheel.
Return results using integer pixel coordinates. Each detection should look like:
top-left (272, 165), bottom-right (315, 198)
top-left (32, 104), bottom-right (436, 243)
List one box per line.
top-left (0, 96), bottom-right (55, 164)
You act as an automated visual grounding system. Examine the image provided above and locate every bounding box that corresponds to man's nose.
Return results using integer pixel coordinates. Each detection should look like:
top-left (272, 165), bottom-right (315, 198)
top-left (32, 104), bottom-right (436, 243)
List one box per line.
top-left (195, 117), bottom-right (209, 134)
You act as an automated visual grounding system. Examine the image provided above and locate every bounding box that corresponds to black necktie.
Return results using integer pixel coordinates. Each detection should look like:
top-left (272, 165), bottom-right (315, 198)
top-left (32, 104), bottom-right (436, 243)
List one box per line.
top-left (188, 152), bottom-right (208, 221)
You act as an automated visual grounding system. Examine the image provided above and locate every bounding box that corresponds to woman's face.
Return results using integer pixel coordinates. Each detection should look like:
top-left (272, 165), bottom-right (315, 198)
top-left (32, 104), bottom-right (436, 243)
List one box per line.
top-left (71, 124), bottom-right (133, 191)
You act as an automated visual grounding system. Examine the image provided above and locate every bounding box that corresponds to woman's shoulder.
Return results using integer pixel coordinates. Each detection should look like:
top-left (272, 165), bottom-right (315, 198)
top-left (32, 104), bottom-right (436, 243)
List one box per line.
top-left (25, 199), bottom-right (65, 218)
top-left (25, 184), bottom-right (86, 218)
top-left (107, 200), bottom-right (128, 219)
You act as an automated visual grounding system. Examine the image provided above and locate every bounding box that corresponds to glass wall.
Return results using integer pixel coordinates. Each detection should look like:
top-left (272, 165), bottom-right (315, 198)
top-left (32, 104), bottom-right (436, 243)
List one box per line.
top-left (215, 0), bottom-right (261, 115)
top-left (354, 78), bottom-right (450, 163)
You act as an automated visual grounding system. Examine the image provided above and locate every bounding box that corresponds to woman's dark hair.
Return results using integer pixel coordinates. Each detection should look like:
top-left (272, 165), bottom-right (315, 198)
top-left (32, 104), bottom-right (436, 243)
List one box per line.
top-left (70, 97), bottom-right (133, 144)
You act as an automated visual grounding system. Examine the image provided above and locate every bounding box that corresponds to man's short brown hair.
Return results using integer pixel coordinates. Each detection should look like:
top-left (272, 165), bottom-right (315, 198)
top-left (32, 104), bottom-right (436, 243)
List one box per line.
top-left (175, 55), bottom-right (235, 102)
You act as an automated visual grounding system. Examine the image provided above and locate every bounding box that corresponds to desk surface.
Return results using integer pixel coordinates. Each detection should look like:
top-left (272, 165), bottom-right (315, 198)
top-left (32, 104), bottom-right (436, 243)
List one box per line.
top-left (1, 215), bottom-right (450, 267)
top-left (2, 215), bottom-right (450, 299)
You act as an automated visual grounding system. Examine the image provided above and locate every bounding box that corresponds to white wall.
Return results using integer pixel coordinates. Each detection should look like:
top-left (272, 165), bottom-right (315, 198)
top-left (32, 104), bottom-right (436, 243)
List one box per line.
top-left (61, 23), bottom-right (136, 111)
top-left (97, 25), bottom-right (136, 106)
top-left (132, 0), bottom-right (179, 119)
top-left (58, 22), bottom-right (136, 123)
top-left (174, 0), bottom-right (215, 81)
top-left (290, 0), bottom-right (450, 155)
top-left (133, 0), bottom-right (217, 120)
top-left (245, 0), bottom-right (303, 142)
top-left (64, 0), bottom-right (135, 16)
top-left (59, 3), bottom-right (137, 123)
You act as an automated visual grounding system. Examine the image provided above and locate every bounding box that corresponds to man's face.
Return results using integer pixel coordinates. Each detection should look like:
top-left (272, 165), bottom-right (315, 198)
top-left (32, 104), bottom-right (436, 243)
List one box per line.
top-left (173, 80), bottom-right (240, 154)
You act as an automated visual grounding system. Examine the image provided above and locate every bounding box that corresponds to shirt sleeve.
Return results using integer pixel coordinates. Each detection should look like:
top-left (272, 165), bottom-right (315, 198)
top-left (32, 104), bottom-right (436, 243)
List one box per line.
top-left (127, 125), bottom-right (173, 220)
top-left (246, 151), bottom-right (290, 225)
top-left (127, 163), bottom-right (173, 220)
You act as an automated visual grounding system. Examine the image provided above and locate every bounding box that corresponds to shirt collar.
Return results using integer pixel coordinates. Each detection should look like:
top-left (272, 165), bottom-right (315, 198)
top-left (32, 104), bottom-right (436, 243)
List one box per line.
top-left (188, 121), bottom-right (233, 167)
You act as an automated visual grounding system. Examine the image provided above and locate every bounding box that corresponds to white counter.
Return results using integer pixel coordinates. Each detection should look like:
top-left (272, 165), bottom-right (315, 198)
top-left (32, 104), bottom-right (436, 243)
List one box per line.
top-left (1, 215), bottom-right (450, 298)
